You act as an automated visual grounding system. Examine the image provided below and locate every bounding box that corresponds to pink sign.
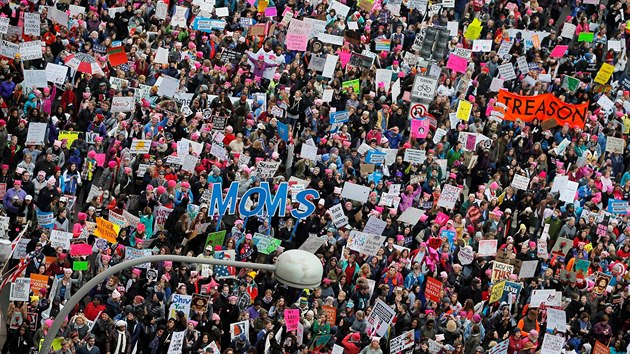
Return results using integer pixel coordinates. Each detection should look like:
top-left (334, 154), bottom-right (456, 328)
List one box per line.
top-left (265, 6), bottom-right (277, 16)
top-left (550, 45), bottom-right (568, 58)
top-left (435, 211), bottom-right (450, 226)
top-left (286, 34), bottom-right (308, 51)
top-left (284, 309), bottom-right (300, 331)
top-left (446, 54), bottom-right (468, 73)
top-left (95, 153), bottom-right (106, 167)
top-left (70, 243), bottom-right (93, 257)
top-left (338, 51), bottom-right (351, 68)
top-left (411, 119), bottom-right (430, 139)
top-left (466, 134), bottom-right (476, 150)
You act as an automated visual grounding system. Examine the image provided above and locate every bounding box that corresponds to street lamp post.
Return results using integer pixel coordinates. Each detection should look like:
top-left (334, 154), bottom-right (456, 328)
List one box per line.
top-left (38, 250), bottom-right (323, 354)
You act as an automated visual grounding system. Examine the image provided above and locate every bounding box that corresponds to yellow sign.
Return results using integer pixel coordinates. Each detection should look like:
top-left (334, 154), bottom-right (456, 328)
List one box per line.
top-left (456, 100), bottom-right (472, 121)
top-left (464, 19), bottom-right (482, 40)
top-left (489, 280), bottom-right (505, 303)
top-left (358, 0), bottom-right (375, 11)
top-left (58, 131), bottom-right (80, 147)
top-left (94, 217), bottom-right (120, 243)
top-left (257, 0), bottom-right (269, 12)
top-left (594, 63), bottom-right (614, 85)
top-left (39, 337), bottom-right (64, 351)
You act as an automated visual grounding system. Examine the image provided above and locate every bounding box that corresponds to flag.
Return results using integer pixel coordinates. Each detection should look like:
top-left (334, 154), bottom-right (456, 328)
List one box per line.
top-left (107, 46), bottom-right (128, 66)
top-left (0, 251), bottom-right (36, 292)
top-left (213, 250), bottom-right (237, 279)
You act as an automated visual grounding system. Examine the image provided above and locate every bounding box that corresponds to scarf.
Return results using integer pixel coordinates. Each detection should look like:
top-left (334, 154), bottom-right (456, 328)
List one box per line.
top-left (114, 330), bottom-right (127, 354)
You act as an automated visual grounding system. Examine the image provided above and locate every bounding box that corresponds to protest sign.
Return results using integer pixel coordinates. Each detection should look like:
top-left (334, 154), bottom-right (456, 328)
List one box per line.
top-left (606, 136), bottom-right (625, 154)
top-left (546, 308), bottom-right (567, 332)
top-left (592, 341), bottom-right (610, 354)
top-left (390, 330), bottom-right (415, 353)
top-left (0, 18), bottom-right (8, 34)
top-left (437, 185), bottom-right (462, 210)
top-left (20, 41), bottom-right (43, 61)
top-left (9, 278), bottom-right (30, 301)
top-left (24, 13), bottom-right (40, 36)
top-left (347, 231), bottom-right (386, 256)
top-left (252, 234), bottom-right (282, 254)
top-left (284, 309), bottom-right (300, 331)
top-left (425, 277), bottom-right (442, 302)
top-left (365, 299), bottom-right (396, 337)
top-left (25, 123), bottom-right (47, 146)
top-left (491, 262), bottom-right (514, 281)
top-left (330, 204), bottom-right (348, 228)
top-left (23, 70), bottom-right (47, 88)
top-left (129, 139), bottom-right (151, 154)
top-left (498, 63), bottom-right (517, 80)
top-left (111, 97), bottom-right (135, 112)
top-left (341, 182), bottom-right (370, 203)
top-left (230, 320), bottom-right (250, 340)
top-left (205, 230), bottom-right (226, 249)
top-left (495, 91), bottom-right (588, 128)
top-left (364, 216), bottom-right (386, 235)
top-left (167, 331), bottom-right (186, 354)
top-left (519, 260), bottom-right (538, 278)
top-left (50, 230), bottom-right (72, 250)
top-left (594, 63), bottom-right (614, 84)
top-left (94, 217), bottom-right (119, 243)
top-left (510, 174), bottom-right (530, 190)
top-left (214, 250), bottom-right (237, 279)
top-left (168, 294), bottom-right (192, 319)
top-left (69, 243), bottom-right (93, 257)
top-left (299, 234), bottom-right (327, 253)
top-left (489, 280), bottom-right (506, 303)
top-left (478, 240), bottom-right (498, 257)
top-left (530, 289), bottom-right (562, 307)
top-left (30, 274), bottom-right (48, 296)
top-left (541, 334), bottom-right (565, 354)
top-left (45, 63), bottom-right (68, 85)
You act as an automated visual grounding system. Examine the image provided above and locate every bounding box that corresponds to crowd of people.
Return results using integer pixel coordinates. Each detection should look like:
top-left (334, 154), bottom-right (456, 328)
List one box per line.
top-left (0, 0), bottom-right (629, 352)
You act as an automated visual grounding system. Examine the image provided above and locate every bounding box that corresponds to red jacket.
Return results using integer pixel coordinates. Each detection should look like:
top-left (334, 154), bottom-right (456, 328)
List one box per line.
top-left (84, 301), bottom-right (106, 321)
top-left (342, 333), bottom-right (361, 354)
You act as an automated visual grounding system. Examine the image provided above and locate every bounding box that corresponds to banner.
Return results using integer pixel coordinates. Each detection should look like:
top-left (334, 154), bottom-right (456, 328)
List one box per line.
top-left (495, 91), bottom-right (587, 128)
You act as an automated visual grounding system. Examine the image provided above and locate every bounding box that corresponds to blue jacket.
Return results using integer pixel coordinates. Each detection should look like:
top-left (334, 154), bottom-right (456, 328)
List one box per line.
top-left (0, 80), bottom-right (15, 100)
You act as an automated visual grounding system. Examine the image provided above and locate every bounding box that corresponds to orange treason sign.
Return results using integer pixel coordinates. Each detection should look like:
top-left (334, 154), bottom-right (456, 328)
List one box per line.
top-left (495, 91), bottom-right (588, 128)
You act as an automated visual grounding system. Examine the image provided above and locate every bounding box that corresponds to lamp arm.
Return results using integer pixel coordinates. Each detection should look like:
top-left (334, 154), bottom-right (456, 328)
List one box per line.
top-left (39, 255), bottom-right (276, 354)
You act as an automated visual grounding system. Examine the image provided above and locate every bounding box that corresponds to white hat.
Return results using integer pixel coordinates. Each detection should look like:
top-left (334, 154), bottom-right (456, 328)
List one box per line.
top-left (47, 177), bottom-right (56, 185)
top-left (116, 320), bottom-right (127, 327)
top-left (60, 196), bottom-right (67, 202)
top-left (25, 195), bottom-right (32, 201)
